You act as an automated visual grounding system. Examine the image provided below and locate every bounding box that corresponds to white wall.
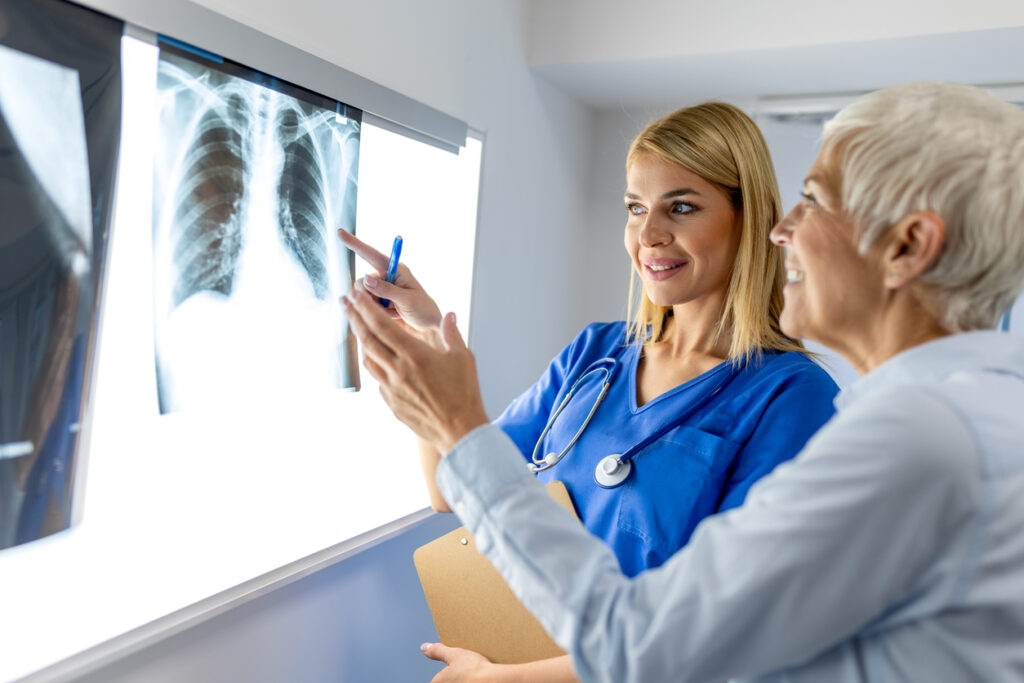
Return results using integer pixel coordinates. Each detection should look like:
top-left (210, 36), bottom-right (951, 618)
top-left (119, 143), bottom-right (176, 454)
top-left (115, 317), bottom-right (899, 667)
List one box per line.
top-left (577, 107), bottom-right (650, 326)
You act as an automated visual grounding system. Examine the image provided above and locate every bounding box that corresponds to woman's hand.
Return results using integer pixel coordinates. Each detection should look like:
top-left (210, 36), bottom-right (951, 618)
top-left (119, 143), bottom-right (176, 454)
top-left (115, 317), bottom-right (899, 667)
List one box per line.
top-left (337, 229), bottom-right (442, 331)
top-left (422, 643), bottom-right (495, 683)
top-left (422, 644), bottom-right (581, 683)
top-left (343, 288), bottom-right (488, 455)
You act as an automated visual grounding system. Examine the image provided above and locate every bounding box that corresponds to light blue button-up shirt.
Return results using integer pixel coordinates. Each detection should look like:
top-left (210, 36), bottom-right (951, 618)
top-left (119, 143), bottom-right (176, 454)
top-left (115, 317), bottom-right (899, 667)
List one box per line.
top-left (436, 331), bottom-right (1024, 682)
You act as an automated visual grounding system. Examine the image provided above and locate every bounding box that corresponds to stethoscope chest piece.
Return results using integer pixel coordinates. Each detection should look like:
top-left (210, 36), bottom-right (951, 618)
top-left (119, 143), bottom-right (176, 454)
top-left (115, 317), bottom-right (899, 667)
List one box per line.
top-left (594, 454), bottom-right (632, 488)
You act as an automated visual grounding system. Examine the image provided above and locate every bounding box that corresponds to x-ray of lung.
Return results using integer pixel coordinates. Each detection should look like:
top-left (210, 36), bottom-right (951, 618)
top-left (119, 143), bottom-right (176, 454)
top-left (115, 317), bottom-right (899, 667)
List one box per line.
top-left (0, 0), bottom-right (122, 550)
top-left (153, 48), bottom-right (361, 415)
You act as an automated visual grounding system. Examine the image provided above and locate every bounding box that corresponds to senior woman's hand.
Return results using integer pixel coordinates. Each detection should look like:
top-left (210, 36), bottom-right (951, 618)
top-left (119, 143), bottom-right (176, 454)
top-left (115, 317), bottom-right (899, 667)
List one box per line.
top-left (343, 288), bottom-right (489, 455)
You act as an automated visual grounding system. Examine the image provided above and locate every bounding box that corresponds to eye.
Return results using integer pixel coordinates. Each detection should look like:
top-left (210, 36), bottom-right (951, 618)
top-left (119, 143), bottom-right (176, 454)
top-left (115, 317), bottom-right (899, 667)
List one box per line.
top-left (626, 203), bottom-right (646, 216)
top-left (670, 201), bottom-right (696, 215)
top-left (800, 191), bottom-right (818, 207)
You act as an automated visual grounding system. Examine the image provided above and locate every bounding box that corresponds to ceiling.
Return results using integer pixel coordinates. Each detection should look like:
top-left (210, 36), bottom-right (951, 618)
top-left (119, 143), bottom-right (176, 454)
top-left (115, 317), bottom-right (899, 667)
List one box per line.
top-left (523, 1), bottom-right (1024, 111)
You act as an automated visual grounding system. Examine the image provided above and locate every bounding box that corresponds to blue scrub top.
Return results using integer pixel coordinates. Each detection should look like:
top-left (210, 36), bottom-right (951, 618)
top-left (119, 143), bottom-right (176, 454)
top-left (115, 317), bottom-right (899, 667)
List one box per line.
top-left (494, 321), bottom-right (838, 577)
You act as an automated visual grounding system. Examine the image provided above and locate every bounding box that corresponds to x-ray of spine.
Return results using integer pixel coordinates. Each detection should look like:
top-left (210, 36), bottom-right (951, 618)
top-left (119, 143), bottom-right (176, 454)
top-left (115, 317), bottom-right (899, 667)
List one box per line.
top-left (153, 51), bottom-right (360, 415)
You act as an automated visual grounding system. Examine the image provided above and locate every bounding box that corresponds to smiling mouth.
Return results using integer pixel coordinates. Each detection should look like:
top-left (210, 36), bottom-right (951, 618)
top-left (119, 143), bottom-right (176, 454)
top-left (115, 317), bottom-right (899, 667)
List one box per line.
top-left (643, 261), bottom-right (688, 280)
top-left (786, 269), bottom-right (804, 283)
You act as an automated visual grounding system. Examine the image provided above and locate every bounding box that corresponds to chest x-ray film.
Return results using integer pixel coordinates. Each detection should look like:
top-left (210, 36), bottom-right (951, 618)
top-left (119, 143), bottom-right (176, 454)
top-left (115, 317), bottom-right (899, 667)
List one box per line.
top-left (152, 44), bottom-right (361, 414)
top-left (0, 0), bottom-right (122, 549)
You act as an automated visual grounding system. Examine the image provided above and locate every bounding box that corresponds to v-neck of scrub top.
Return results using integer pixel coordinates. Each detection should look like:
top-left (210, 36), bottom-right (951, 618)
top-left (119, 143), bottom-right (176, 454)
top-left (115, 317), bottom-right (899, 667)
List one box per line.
top-left (627, 340), bottom-right (734, 415)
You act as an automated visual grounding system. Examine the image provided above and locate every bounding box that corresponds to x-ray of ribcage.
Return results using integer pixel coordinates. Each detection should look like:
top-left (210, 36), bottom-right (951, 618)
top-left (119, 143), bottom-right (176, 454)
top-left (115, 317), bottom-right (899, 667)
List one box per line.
top-left (153, 52), bottom-right (360, 415)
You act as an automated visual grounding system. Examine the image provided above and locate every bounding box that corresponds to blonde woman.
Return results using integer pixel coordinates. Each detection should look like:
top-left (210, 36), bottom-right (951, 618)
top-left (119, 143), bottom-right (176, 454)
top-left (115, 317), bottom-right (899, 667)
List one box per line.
top-left (342, 102), bottom-right (837, 681)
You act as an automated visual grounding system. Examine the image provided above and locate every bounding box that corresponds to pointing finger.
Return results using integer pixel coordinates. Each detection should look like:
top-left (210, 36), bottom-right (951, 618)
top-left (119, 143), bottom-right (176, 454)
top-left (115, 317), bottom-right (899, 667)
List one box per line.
top-left (337, 229), bottom-right (389, 272)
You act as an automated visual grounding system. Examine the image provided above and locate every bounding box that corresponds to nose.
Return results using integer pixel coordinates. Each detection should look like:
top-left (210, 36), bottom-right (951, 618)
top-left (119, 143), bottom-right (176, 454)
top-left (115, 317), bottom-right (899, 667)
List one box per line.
top-left (638, 214), bottom-right (671, 248)
top-left (770, 208), bottom-right (795, 246)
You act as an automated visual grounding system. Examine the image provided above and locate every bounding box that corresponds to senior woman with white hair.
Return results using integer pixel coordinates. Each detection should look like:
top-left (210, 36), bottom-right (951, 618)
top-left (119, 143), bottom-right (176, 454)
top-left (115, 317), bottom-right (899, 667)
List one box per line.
top-left (344, 81), bottom-right (1024, 682)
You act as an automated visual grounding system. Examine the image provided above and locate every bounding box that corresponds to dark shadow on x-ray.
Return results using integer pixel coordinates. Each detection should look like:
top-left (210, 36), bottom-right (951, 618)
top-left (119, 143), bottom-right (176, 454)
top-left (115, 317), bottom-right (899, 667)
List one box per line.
top-left (153, 48), bottom-right (361, 415)
top-left (0, 0), bottom-right (122, 550)
top-left (168, 96), bottom-right (246, 309)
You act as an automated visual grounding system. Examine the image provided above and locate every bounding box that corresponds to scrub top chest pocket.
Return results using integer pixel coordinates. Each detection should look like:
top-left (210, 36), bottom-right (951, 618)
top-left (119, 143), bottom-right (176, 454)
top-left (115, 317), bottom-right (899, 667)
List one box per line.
top-left (531, 349), bottom-right (742, 576)
top-left (614, 426), bottom-right (741, 575)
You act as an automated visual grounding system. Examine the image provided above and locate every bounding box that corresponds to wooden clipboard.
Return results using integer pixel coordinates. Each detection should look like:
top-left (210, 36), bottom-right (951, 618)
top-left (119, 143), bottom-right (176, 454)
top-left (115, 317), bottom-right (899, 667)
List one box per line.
top-left (413, 481), bottom-right (578, 664)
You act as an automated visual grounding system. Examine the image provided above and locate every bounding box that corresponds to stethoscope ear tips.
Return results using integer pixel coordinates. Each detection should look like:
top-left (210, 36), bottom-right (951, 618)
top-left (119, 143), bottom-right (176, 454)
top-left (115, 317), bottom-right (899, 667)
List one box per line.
top-left (543, 452), bottom-right (559, 467)
top-left (594, 454), bottom-right (632, 488)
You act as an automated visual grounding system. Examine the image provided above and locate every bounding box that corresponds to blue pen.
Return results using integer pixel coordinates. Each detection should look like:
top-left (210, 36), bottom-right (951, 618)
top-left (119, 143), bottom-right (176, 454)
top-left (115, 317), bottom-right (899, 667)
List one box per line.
top-left (379, 235), bottom-right (403, 308)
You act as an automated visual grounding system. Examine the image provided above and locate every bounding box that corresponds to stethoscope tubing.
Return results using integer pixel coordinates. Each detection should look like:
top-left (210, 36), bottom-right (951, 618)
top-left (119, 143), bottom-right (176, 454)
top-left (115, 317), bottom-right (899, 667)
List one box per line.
top-left (530, 352), bottom-right (742, 487)
top-left (530, 357), bottom-right (617, 472)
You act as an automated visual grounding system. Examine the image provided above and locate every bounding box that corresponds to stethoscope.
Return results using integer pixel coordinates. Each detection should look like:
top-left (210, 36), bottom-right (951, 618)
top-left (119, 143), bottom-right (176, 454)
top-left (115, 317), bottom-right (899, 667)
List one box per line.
top-left (530, 354), bottom-right (740, 488)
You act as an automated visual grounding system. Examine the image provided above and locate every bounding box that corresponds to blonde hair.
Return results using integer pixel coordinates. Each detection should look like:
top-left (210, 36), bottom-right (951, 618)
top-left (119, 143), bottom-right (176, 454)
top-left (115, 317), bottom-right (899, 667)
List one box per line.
top-left (625, 102), bottom-right (802, 359)
top-left (822, 81), bottom-right (1024, 331)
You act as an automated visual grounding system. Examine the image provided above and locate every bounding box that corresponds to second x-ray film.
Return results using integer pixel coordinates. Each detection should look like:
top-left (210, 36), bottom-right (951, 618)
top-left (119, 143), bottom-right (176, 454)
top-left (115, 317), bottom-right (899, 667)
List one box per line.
top-left (0, 0), bottom-right (122, 549)
top-left (152, 46), bottom-right (361, 415)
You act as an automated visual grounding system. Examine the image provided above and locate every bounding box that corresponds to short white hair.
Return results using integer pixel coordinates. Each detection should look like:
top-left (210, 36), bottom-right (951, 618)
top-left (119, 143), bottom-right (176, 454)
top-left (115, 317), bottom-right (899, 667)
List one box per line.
top-left (823, 81), bottom-right (1024, 331)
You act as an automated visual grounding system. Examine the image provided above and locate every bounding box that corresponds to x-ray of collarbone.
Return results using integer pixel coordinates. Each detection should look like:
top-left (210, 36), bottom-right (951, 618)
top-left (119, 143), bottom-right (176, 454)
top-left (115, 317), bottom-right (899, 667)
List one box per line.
top-left (152, 54), bottom-right (361, 415)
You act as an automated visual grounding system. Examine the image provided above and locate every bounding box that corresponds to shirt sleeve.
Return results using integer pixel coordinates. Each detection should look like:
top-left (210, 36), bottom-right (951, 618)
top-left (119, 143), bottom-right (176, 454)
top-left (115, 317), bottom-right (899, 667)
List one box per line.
top-left (436, 386), bottom-right (979, 683)
top-left (717, 378), bottom-right (837, 512)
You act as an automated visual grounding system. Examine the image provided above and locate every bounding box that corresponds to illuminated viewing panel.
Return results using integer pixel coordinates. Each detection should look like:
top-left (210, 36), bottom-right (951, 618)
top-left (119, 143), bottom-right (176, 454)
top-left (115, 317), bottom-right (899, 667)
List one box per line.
top-left (0, 5), bottom-right (482, 678)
